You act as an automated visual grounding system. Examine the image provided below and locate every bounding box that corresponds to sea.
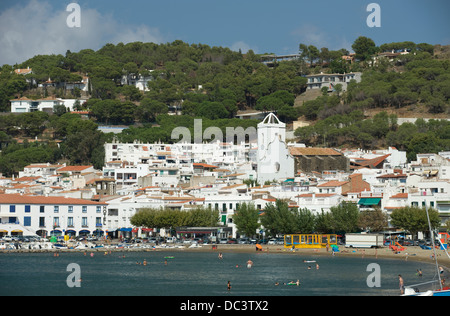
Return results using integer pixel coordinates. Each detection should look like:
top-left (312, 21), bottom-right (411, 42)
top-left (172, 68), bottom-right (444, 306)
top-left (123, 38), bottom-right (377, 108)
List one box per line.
top-left (0, 250), bottom-right (438, 296)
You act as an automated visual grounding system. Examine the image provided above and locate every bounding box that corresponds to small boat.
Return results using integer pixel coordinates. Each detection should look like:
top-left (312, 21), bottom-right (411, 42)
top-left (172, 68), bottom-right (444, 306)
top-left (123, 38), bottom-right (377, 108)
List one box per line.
top-left (402, 206), bottom-right (450, 296)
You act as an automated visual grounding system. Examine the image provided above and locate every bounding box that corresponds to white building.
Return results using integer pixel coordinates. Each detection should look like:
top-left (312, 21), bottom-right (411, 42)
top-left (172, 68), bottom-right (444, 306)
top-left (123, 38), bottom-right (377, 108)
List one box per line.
top-left (0, 194), bottom-right (107, 238)
top-left (10, 97), bottom-right (84, 113)
top-left (257, 113), bottom-right (294, 183)
top-left (305, 72), bottom-right (362, 92)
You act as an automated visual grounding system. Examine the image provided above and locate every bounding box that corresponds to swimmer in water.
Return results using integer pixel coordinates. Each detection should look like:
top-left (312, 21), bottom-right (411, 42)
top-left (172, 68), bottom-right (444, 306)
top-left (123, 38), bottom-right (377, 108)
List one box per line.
top-left (247, 259), bottom-right (253, 269)
top-left (227, 281), bottom-right (231, 291)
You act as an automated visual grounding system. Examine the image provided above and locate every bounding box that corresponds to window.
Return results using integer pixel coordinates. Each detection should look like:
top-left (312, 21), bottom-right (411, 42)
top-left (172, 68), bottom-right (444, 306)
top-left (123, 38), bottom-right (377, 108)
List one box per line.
top-left (68, 206), bottom-right (73, 213)
top-left (40, 206), bottom-right (45, 213)
top-left (96, 217), bottom-right (102, 227)
top-left (24, 217), bottom-right (31, 226)
top-left (67, 217), bottom-right (74, 227)
top-left (82, 217), bottom-right (88, 227)
top-left (82, 206), bottom-right (87, 213)
top-left (53, 217), bottom-right (60, 227)
top-left (54, 206), bottom-right (59, 213)
top-left (10, 205), bottom-right (15, 213)
top-left (39, 217), bottom-right (45, 227)
top-left (96, 206), bottom-right (101, 213)
top-left (25, 205), bottom-right (31, 213)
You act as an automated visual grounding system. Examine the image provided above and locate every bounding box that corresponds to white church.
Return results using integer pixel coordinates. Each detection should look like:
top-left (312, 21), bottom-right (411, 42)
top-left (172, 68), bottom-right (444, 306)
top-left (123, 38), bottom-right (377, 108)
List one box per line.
top-left (257, 113), bottom-right (295, 183)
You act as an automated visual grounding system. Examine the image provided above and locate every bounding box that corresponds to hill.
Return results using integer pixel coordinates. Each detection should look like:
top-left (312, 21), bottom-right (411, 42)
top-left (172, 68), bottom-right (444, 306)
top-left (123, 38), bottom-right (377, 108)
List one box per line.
top-left (0, 39), bottom-right (449, 176)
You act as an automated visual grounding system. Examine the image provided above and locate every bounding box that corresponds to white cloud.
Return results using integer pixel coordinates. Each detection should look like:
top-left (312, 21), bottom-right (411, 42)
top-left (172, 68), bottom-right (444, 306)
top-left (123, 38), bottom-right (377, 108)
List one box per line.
top-left (291, 23), bottom-right (329, 49)
top-left (0, 0), bottom-right (164, 65)
top-left (230, 41), bottom-right (257, 54)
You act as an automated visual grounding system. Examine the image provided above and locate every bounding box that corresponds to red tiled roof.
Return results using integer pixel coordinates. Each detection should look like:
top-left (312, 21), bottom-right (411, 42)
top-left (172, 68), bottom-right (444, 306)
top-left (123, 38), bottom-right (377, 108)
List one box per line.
top-left (193, 163), bottom-right (218, 169)
top-left (290, 147), bottom-right (342, 156)
top-left (390, 193), bottom-right (408, 199)
top-left (0, 194), bottom-right (106, 205)
top-left (317, 181), bottom-right (348, 187)
top-left (352, 154), bottom-right (391, 169)
top-left (57, 165), bottom-right (93, 172)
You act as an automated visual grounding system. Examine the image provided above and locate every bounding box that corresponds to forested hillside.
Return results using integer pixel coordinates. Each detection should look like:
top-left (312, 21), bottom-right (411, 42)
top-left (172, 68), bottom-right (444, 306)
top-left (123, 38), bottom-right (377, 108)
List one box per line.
top-left (0, 38), bottom-right (449, 176)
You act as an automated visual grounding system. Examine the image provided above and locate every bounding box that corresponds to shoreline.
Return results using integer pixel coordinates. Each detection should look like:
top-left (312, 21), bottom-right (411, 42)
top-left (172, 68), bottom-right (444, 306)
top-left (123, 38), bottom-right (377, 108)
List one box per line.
top-left (1, 244), bottom-right (449, 271)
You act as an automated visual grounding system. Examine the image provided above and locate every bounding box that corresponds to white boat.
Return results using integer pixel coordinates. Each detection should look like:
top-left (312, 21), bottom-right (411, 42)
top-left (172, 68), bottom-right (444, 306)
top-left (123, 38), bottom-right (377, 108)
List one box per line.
top-left (402, 206), bottom-right (449, 296)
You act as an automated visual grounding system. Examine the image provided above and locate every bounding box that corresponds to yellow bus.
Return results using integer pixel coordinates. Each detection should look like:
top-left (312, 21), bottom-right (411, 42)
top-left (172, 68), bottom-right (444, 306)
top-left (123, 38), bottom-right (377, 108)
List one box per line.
top-left (284, 234), bottom-right (337, 249)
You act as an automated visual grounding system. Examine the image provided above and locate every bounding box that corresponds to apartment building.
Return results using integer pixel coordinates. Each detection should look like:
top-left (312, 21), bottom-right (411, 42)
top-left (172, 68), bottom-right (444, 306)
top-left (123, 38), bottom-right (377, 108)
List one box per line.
top-left (0, 194), bottom-right (106, 238)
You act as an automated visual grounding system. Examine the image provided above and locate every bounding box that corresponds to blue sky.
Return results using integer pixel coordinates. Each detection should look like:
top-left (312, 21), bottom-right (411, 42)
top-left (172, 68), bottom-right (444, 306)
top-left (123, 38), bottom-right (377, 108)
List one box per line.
top-left (1, 0), bottom-right (449, 65)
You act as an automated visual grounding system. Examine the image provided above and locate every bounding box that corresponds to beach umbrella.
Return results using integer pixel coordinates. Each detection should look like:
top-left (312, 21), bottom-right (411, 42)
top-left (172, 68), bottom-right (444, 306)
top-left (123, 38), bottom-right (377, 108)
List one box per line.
top-left (256, 244), bottom-right (262, 250)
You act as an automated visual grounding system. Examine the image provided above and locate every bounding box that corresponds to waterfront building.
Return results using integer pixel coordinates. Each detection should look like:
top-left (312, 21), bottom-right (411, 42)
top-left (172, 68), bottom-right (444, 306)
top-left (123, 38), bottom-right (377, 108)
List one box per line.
top-left (0, 194), bottom-right (106, 238)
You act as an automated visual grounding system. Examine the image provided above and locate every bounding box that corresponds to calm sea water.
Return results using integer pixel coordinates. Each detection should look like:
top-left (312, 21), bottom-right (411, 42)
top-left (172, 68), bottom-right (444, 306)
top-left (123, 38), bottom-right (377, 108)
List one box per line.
top-left (0, 251), bottom-right (437, 296)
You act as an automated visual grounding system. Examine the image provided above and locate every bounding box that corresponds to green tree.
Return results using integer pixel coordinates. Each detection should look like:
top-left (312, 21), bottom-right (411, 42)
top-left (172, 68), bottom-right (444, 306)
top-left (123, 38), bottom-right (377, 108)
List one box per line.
top-left (293, 208), bottom-right (316, 234)
top-left (260, 200), bottom-right (297, 237)
top-left (390, 206), bottom-right (441, 238)
top-left (329, 202), bottom-right (360, 233)
top-left (358, 209), bottom-right (388, 232)
top-left (352, 36), bottom-right (378, 61)
top-left (233, 202), bottom-right (260, 237)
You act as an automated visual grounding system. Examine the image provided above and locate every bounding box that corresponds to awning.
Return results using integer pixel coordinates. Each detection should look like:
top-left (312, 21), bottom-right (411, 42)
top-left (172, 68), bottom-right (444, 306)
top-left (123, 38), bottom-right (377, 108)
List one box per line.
top-left (119, 228), bottom-right (132, 232)
top-left (11, 229), bottom-right (23, 233)
top-left (132, 228), bottom-right (139, 233)
top-left (0, 229), bottom-right (8, 233)
top-left (142, 228), bottom-right (153, 232)
top-left (358, 198), bottom-right (381, 206)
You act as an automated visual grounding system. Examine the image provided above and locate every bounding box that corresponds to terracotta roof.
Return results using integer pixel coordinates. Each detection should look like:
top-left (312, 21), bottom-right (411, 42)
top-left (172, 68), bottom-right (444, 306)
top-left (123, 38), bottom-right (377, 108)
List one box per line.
top-left (352, 154), bottom-right (391, 169)
top-left (317, 180), bottom-right (348, 187)
top-left (0, 194), bottom-right (106, 205)
top-left (289, 147), bottom-right (342, 156)
top-left (377, 173), bottom-right (407, 178)
top-left (193, 163), bottom-right (218, 169)
top-left (57, 165), bottom-right (93, 172)
top-left (390, 193), bottom-right (408, 199)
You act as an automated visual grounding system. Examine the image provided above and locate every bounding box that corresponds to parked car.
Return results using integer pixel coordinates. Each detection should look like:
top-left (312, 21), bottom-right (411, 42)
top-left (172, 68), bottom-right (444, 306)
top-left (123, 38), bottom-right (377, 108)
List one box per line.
top-left (238, 238), bottom-right (249, 244)
top-left (227, 238), bottom-right (237, 244)
top-left (219, 238), bottom-right (228, 244)
top-left (268, 238), bottom-right (277, 245)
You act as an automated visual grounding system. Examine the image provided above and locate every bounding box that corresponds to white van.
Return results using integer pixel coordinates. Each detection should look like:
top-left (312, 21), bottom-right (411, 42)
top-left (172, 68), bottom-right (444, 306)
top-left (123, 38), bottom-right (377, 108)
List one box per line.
top-left (166, 237), bottom-right (177, 243)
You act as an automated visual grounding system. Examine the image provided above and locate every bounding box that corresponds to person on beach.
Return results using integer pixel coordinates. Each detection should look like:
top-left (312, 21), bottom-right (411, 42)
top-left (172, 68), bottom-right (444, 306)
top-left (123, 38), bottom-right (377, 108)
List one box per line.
top-left (398, 275), bottom-right (404, 295)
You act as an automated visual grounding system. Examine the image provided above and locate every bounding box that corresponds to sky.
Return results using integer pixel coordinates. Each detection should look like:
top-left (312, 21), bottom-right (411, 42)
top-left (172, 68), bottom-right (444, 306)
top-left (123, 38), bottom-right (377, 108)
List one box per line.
top-left (0, 0), bottom-right (449, 66)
